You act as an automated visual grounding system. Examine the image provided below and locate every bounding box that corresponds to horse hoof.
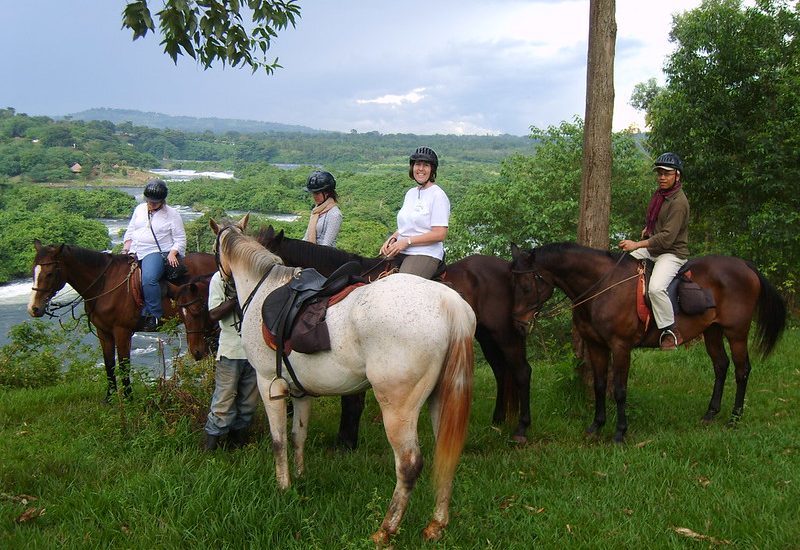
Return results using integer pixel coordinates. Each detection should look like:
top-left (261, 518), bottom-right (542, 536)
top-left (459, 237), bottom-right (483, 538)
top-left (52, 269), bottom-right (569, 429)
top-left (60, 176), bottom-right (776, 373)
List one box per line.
top-left (371, 529), bottom-right (391, 546)
top-left (725, 417), bottom-right (741, 429)
top-left (612, 434), bottom-right (625, 444)
top-left (334, 437), bottom-right (358, 451)
top-left (510, 435), bottom-right (528, 445)
top-left (422, 520), bottom-right (445, 542)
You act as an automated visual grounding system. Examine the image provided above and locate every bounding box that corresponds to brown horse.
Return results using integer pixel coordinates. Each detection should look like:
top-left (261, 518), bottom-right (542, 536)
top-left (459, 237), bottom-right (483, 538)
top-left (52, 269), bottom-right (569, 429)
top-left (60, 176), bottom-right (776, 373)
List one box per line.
top-left (170, 273), bottom-right (220, 360)
top-left (28, 240), bottom-right (217, 398)
top-left (509, 242), bottom-right (787, 443)
top-left (258, 226), bottom-right (533, 443)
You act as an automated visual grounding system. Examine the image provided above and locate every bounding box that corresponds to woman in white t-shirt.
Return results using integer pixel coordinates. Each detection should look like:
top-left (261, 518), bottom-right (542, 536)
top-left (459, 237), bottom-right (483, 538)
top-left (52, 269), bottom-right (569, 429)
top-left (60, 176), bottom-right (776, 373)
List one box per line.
top-left (379, 146), bottom-right (450, 278)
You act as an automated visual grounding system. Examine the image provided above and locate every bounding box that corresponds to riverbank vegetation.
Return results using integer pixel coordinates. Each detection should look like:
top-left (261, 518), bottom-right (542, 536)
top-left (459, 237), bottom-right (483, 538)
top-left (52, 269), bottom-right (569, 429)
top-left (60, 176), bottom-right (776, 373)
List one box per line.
top-left (1, 102), bottom-right (797, 309)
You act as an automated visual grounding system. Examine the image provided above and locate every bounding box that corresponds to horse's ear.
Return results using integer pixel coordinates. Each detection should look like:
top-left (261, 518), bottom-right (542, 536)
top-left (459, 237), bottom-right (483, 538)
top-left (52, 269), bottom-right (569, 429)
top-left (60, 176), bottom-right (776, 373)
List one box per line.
top-left (276, 229), bottom-right (285, 243)
top-left (34, 239), bottom-right (42, 251)
top-left (238, 213), bottom-right (250, 231)
top-left (209, 218), bottom-right (220, 235)
top-left (265, 225), bottom-right (275, 238)
top-left (510, 243), bottom-right (521, 260)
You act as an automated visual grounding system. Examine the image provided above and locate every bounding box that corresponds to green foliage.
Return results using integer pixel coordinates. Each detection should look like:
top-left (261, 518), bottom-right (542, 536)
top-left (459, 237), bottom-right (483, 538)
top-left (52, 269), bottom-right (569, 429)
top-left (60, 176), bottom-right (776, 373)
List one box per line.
top-left (0, 321), bottom-right (98, 389)
top-left (121, 0), bottom-right (301, 73)
top-left (0, 184), bottom-right (134, 218)
top-left (0, 208), bottom-right (111, 283)
top-left (447, 119), bottom-right (652, 259)
top-left (644, 0), bottom-right (800, 296)
top-left (0, 186), bottom-right (130, 282)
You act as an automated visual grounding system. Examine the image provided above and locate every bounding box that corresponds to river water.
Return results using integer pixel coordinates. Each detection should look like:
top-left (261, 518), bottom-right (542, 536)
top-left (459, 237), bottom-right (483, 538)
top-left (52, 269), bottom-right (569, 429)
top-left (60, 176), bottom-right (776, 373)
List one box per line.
top-left (0, 169), bottom-right (299, 376)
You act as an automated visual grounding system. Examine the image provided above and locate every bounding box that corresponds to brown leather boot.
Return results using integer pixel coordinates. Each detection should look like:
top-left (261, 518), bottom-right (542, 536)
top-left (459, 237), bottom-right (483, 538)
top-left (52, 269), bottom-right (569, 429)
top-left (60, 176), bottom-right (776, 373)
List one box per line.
top-left (659, 326), bottom-right (683, 350)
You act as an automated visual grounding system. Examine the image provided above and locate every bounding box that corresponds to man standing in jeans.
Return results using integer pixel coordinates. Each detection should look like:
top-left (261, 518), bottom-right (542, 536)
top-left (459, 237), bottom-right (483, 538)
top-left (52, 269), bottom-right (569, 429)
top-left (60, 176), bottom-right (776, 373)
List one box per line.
top-left (204, 271), bottom-right (259, 450)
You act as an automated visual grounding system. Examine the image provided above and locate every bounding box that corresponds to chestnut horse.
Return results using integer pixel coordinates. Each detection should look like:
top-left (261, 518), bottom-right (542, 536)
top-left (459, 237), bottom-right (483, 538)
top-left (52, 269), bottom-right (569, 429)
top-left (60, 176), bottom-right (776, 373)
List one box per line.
top-left (257, 226), bottom-right (534, 443)
top-left (170, 274), bottom-right (220, 360)
top-left (509, 242), bottom-right (787, 443)
top-left (28, 241), bottom-right (217, 398)
top-left (213, 216), bottom-right (475, 543)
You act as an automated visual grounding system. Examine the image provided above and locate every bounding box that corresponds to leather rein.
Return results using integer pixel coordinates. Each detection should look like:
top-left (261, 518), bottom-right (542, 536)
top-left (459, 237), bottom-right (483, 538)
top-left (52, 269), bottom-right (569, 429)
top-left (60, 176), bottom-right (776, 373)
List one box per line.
top-left (32, 256), bottom-right (136, 318)
top-left (215, 224), bottom-right (314, 399)
top-left (511, 252), bottom-right (636, 327)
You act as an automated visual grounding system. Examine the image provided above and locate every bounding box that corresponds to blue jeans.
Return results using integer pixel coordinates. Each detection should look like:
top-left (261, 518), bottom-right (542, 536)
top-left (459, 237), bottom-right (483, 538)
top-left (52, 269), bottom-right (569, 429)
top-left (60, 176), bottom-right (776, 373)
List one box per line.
top-left (141, 252), bottom-right (165, 318)
top-left (205, 357), bottom-right (259, 436)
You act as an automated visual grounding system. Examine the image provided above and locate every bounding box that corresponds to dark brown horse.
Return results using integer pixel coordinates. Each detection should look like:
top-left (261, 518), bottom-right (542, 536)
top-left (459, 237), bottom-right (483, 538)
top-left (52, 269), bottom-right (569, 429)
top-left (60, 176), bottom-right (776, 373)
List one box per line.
top-left (257, 226), bottom-right (533, 443)
top-left (28, 241), bottom-right (217, 398)
top-left (170, 273), bottom-right (220, 360)
top-left (509, 242), bottom-right (787, 443)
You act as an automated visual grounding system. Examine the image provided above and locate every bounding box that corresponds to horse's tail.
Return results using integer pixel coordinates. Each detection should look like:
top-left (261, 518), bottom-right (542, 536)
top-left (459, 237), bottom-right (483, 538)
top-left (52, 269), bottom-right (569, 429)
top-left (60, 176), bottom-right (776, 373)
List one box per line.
top-left (749, 264), bottom-right (787, 358)
top-left (432, 295), bottom-right (475, 494)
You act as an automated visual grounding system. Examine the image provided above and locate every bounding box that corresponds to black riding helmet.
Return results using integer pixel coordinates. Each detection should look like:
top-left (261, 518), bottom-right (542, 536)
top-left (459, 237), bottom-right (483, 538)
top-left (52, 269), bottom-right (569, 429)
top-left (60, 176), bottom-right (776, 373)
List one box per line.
top-left (409, 146), bottom-right (438, 183)
top-left (653, 152), bottom-right (683, 173)
top-left (143, 179), bottom-right (168, 201)
top-left (304, 170), bottom-right (336, 193)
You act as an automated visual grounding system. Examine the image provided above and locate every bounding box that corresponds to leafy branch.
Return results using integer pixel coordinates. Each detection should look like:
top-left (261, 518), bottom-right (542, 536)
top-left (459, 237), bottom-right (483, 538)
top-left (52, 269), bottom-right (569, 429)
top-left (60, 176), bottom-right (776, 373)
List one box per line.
top-left (122, 0), bottom-right (301, 73)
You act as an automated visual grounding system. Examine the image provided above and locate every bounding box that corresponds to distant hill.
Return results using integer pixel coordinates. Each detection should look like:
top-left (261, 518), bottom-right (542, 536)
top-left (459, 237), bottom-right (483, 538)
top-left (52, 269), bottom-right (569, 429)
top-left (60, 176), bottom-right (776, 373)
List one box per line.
top-left (67, 108), bottom-right (326, 135)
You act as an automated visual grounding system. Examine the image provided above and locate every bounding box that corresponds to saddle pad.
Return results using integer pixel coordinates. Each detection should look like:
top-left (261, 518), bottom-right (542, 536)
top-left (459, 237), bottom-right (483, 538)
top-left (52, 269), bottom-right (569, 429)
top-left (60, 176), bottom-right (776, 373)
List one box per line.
top-left (260, 282), bottom-right (366, 356)
top-left (637, 263), bottom-right (716, 326)
top-left (636, 269), bottom-right (651, 328)
top-left (129, 263), bottom-right (145, 310)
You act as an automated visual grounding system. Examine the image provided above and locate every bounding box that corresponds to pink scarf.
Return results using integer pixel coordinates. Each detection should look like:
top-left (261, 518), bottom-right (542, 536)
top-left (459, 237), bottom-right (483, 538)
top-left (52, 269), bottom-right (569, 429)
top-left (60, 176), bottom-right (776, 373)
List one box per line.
top-left (644, 181), bottom-right (682, 236)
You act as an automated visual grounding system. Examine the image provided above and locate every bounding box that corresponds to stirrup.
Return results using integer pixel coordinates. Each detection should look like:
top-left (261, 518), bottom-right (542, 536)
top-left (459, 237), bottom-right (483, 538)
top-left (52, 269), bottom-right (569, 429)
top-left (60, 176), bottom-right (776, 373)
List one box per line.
top-left (659, 329), bottom-right (678, 349)
top-left (269, 376), bottom-right (290, 400)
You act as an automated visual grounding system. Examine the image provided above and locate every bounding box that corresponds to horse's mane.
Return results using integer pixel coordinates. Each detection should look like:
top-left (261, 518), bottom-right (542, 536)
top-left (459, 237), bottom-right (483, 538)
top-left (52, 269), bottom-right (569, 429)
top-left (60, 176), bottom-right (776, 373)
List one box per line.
top-left (222, 228), bottom-right (284, 274)
top-left (257, 227), bottom-right (375, 271)
top-left (288, 236), bottom-right (363, 266)
top-left (536, 242), bottom-right (626, 263)
top-left (188, 272), bottom-right (214, 284)
top-left (40, 244), bottom-right (115, 269)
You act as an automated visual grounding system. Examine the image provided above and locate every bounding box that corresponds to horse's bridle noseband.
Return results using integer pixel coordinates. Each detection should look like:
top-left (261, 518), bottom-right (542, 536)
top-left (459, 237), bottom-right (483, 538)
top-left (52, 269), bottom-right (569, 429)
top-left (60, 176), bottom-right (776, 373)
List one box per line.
top-left (510, 268), bottom-right (549, 320)
top-left (30, 260), bottom-right (62, 294)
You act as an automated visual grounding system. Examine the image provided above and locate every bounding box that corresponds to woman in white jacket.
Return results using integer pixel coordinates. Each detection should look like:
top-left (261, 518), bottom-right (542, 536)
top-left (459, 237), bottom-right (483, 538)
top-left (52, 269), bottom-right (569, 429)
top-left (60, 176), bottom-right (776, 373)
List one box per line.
top-left (122, 179), bottom-right (186, 331)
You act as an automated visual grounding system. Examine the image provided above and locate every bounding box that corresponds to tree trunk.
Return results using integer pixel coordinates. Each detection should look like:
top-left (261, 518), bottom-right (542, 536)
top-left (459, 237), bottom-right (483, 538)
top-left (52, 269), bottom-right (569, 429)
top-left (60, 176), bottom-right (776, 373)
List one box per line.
top-left (576, 0), bottom-right (617, 388)
top-left (579, 0), bottom-right (616, 248)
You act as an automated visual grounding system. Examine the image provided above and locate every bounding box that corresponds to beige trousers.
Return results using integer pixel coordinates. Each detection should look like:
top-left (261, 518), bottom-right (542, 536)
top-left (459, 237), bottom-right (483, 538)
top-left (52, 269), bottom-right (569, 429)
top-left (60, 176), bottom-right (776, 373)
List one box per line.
top-left (630, 248), bottom-right (687, 329)
top-left (399, 254), bottom-right (441, 279)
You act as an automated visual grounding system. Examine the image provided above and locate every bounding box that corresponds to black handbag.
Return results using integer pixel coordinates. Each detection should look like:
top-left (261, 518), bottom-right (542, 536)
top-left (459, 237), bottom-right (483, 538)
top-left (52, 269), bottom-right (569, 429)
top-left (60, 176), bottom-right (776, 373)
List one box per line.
top-left (148, 212), bottom-right (188, 282)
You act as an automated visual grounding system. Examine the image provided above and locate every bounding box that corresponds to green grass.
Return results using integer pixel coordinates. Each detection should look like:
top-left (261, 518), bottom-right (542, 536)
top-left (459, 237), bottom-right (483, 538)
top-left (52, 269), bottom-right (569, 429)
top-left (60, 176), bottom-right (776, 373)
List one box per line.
top-left (1, 328), bottom-right (798, 549)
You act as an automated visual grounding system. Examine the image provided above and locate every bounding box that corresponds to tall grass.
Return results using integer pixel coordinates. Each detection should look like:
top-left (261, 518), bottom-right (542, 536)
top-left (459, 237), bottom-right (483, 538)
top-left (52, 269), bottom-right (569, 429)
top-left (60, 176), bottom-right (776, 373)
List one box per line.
top-left (1, 328), bottom-right (798, 549)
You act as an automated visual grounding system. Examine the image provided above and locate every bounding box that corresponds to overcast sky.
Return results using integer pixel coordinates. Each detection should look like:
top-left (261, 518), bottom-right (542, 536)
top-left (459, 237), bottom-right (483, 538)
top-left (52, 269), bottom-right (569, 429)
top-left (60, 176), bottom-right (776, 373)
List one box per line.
top-left (2, 0), bottom-right (703, 136)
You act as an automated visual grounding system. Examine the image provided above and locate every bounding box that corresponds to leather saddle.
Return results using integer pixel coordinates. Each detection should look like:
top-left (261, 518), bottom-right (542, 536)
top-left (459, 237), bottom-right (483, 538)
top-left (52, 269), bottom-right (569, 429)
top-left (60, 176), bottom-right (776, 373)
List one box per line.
top-left (637, 260), bottom-right (716, 326)
top-left (261, 260), bottom-right (365, 355)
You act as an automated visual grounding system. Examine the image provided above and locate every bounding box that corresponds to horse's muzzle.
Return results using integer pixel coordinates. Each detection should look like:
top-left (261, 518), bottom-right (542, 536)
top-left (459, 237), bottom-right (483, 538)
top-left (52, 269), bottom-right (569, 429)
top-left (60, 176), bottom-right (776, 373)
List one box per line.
top-left (28, 304), bottom-right (45, 318)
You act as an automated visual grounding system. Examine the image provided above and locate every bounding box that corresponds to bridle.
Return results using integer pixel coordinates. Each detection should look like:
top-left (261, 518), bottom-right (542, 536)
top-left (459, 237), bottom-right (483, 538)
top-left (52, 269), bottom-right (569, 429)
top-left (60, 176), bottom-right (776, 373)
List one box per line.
top-left (31, 256), bottom-right (123, 316)
top-left (214, 224), bottom-right (275, 332)
top-left (510, 252), bottom-right (636, 330)
top-left (213, 226), bottom-right (235, 283)
top-left (175, 295), bottom-right (209, 335)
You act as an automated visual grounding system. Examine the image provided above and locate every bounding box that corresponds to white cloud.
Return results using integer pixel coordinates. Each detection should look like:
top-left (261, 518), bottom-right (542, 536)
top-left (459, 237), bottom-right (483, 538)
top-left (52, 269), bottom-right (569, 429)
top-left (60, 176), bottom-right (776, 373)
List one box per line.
top-left (2, 0), bottom-right (708, 135)
top-left (356, 88), bottom-right (427, 107)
